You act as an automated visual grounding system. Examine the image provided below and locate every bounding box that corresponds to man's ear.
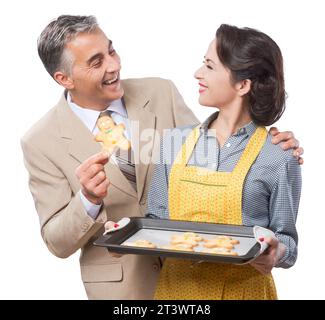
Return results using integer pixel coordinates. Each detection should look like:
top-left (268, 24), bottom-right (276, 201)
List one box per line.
top-left (235, 79), bottom-right (251, 97)
top-left (53, 71), bottom-right (74, 90)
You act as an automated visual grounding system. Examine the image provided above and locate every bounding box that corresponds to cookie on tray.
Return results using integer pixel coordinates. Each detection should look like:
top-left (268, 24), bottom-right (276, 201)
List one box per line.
top-left (203, 235), bottom-right (240, 249)
top-left (123, 239), bottom-right (156, 248)
top-left (171, 232), bottom-right (203, 247)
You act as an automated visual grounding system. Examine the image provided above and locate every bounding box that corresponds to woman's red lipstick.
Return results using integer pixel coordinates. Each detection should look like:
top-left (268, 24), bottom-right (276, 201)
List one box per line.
top-left (199, 82), bottom-right (207, 93)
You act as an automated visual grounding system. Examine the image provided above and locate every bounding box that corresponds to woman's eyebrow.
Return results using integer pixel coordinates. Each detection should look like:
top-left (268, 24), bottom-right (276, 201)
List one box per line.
top-left (204, 56), bottom-right (216, 65)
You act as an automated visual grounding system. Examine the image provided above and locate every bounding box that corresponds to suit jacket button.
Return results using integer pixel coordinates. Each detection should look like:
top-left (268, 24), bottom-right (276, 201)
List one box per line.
top-left (82, 223), bottom-right (89, 232)
top-left (153, 263), bottom-right (160, 271)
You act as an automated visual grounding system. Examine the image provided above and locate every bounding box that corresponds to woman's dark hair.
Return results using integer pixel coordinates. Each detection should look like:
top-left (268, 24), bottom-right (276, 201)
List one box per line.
top-left (216, 24), bottom-right (286, 126)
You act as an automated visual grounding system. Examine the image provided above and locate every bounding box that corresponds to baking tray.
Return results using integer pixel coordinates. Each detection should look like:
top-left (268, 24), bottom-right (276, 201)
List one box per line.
top-left (93, 217), bottom-right (261, 264)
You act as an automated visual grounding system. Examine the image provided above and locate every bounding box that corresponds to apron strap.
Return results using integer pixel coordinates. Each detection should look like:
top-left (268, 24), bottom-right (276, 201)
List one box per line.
top-left (174, 125), bottom-right (201, 166)
top-left (232, 127), bottom-right (268, 179)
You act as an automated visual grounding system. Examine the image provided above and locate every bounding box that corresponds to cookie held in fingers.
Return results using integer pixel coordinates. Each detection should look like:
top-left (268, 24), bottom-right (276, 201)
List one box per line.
top-left (95, 115), bottom-right (131, 154)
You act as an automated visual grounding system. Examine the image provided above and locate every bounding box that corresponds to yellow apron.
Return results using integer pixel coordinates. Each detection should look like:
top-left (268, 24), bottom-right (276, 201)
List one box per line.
top-left (154, 125), bottom-right (277, 300)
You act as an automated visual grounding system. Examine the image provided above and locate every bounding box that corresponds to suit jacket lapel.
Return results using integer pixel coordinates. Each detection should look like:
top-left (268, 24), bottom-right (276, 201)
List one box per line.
top-left (56, 93), bottom-right (137, 198)
top-left (122, 80), bottom-right (157, 202)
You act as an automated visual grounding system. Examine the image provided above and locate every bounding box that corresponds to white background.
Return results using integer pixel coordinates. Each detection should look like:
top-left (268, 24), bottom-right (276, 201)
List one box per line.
top-left (0, 0), bottom-right (324, 299)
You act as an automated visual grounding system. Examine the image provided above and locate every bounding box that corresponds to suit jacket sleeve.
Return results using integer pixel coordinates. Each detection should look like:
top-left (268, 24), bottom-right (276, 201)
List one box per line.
top-left (168, 80), bottom-right (199, 127)
top-left (21, 138), bottom-right (107, 258)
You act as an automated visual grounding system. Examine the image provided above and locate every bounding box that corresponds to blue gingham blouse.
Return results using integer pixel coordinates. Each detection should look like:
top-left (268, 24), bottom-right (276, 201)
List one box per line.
top-left (146, 111), bottom-right (302, 268)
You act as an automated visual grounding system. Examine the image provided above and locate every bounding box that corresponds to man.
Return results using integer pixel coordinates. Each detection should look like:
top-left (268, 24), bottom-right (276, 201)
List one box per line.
top-left (21, 15), bottom-right (303, 300)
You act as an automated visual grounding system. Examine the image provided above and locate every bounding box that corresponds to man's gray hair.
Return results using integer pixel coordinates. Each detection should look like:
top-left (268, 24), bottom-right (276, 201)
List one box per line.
top-left (37, 15), bottom-right (99, 77)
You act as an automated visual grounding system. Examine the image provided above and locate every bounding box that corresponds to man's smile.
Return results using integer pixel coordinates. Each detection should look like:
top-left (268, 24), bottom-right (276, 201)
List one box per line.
top-left (102, 73), bottom-right (119, 86)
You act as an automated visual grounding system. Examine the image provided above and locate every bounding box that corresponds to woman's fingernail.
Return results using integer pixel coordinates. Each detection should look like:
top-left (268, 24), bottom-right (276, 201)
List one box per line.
top-left (259, 237), bottom-right (264, 242)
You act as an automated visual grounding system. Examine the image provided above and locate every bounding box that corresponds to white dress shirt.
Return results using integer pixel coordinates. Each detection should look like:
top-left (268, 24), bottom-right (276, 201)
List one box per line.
top-left (67, 92), bottom-right (131, 220)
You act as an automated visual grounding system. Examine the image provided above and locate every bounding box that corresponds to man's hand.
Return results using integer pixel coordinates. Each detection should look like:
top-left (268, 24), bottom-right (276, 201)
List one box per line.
top-left (269, 127), bottom-right (304, 164)
top-left (75, 152), bottom-right (110, 205)
top-left (249, 237), bottom-right (286, 275)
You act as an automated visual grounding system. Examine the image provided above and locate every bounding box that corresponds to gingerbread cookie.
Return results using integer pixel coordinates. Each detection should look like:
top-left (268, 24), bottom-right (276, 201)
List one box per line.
top-left (203, 235), bottom-right (239, 249)
top-left (123, 239), bottom-right (156, 249)
top-left (182, 232), bottom-right (203, 242)
top-left (95, 115), bottom-right (131, 154)
top-left (171, 232), bottom-right (202, 247)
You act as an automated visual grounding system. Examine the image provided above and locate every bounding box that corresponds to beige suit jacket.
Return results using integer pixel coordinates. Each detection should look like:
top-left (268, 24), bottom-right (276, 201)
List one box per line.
top-left (21, 78), bottom-right (198, 299)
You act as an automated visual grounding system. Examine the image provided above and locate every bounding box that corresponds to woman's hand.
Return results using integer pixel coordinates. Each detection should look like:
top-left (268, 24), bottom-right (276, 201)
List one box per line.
top-left (249, 237), bottom-right (286, 275)
top-left (104, 221), bottom-right (123, 258)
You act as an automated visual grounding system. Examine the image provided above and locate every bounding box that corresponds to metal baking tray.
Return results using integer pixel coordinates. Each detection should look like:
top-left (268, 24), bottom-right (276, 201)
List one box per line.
top-left (93, 217), bottom-right (261, 264)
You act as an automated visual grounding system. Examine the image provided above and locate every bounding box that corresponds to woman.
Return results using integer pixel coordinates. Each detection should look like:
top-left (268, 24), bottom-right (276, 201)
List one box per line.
top-left (147, 24), bottom-right (302, 300)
